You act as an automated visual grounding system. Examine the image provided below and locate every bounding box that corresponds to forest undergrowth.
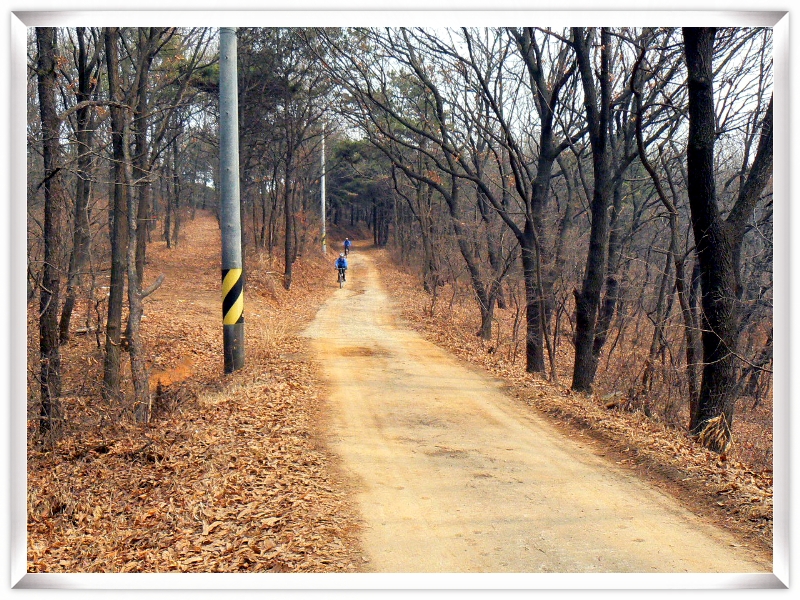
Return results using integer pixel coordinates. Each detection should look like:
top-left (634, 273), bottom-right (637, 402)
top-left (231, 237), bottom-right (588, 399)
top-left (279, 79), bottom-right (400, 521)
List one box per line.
top-left (376, 248), bottom-right (774, 557)
top-left (27, 213), bottom-right (364, 573)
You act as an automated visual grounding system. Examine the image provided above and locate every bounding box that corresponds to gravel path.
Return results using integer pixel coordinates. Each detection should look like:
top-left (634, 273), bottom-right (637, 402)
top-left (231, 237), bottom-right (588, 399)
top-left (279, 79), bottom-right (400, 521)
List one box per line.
top-left (305, 248), bottom-right (771, 574)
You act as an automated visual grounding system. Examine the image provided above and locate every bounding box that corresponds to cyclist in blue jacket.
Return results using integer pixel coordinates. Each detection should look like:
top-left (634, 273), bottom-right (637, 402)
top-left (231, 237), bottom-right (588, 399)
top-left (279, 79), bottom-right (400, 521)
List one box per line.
top-left (335, 253), bottom-right (348, 281)
top-left (343, 238), bottom-right (352, 256)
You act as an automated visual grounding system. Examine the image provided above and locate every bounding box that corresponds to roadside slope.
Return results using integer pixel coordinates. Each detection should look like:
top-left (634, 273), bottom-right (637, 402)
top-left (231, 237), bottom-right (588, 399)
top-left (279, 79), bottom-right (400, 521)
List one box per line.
top-left (27, 213), bottom-right (363, 573)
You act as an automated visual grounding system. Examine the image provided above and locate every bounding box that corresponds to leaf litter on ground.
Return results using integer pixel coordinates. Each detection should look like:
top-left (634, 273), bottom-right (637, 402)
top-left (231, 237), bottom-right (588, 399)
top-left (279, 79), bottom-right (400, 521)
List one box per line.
top-left (27, 214), bottom-right (363, 573)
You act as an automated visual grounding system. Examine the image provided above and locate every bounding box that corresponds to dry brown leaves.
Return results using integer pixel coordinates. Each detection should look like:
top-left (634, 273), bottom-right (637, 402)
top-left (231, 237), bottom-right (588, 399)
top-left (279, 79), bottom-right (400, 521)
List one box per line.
top-left (373, 250), bottom-right (773, 556)
top-left (27, 214), bottom-right (363, 573)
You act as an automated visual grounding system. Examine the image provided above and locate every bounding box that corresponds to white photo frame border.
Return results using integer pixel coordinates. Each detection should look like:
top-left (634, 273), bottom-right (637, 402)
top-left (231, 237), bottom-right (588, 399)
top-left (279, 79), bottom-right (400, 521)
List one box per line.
top-left (8, 8), bottom-right (790, 591)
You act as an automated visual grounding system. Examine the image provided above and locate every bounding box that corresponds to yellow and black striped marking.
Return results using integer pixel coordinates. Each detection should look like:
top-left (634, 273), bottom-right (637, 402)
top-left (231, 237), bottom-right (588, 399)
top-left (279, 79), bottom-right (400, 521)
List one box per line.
top-left (222, 268), bottom-right (244, 325)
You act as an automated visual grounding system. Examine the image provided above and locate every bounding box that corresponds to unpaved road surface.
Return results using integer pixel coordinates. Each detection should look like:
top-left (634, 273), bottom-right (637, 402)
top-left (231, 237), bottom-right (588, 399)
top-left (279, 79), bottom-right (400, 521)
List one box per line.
top-left (305, 249), bottom-right (771, 573)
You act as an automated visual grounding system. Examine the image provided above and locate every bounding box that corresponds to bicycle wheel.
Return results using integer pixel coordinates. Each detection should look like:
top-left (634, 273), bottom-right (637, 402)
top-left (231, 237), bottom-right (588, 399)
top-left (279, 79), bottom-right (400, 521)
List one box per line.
top-left (338, 270), bottom-right (344, 288)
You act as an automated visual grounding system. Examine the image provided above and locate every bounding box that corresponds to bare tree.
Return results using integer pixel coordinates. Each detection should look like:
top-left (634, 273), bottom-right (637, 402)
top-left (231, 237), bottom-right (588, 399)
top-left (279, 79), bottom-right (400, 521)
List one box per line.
top-left (570, 27), bottom-right (615, 393)
top-left (683, 27), bottom-right (773, 452)
top-left (35, 26), bottom-right (64, 435)
top-left (58, 27), bottom-right (102, 345)
top-left (101, 26), bottom-right (129, 406)
top-left (238, 28), bottom-right (330, 290)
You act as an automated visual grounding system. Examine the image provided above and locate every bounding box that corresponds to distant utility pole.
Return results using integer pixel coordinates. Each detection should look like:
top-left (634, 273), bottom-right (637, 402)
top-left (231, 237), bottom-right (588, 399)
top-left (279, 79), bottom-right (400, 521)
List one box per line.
top-left (321, 121), bottom-right (327, 254)
top-left (219, 27), bottom-right (244, 373)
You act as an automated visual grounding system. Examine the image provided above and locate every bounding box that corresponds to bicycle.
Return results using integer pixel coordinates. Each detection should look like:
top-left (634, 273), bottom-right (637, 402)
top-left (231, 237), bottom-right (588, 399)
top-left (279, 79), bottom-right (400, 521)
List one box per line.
top-left (337, 267), bottom-right (346, 288)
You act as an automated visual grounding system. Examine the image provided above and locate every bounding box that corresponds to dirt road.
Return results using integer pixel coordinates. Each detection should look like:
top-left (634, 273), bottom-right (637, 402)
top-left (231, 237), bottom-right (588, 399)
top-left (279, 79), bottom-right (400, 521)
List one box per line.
top-left (304, 249), bottom-right (771, 573)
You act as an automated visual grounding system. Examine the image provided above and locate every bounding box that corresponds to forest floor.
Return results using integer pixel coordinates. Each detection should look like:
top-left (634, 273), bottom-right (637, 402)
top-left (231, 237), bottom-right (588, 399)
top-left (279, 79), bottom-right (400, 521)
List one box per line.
top-left (26, 212), bottom-right (773, 573)
top-left (27, 213), bottom-right (364, 572)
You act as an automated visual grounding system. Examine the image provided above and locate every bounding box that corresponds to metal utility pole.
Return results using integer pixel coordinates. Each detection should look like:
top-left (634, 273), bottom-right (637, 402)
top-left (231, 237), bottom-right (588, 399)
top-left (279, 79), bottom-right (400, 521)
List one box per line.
top-left (321, 121), bottom-right (327, 254)
top-left (219, 27), bottom-right (244, 373)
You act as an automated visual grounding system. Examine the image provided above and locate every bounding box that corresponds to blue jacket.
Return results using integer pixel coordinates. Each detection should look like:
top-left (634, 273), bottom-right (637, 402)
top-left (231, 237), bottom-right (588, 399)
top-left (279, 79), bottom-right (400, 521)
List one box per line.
top-left (344, 239), bottom-right (352, 249)
top-left (335, 257), bottom-right (348, 269)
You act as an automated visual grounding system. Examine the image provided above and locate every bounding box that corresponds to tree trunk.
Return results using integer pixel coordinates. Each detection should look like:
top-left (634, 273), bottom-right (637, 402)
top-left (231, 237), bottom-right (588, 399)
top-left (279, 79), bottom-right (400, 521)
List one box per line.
top-left (134, 31), bottom-right (156, 283)
top-left (268, 182), bottom-right (279, 259)
top-left (572, 27), bottom-right (613, 393)
top-left (477, 191), bottom-right (507, 311)
top-left (124, 110), bottom-right (152, 422)
top-left (551, 156), bottom-right (576, 315)
top-left (259, 179), bottom-right (268, 248)
top-left (125, 28), bottom-right (165, 421)
top-left (512, 26), bottom-right (575, 376)
top-left (283, 164), bottom-right (295, 290)
top-left (666, 190), bottom-right (701, 424)
top-left (164, 164), bottom-right (173, 249)
top-left (102, 27), bottom-right (130, 406)
top-left (641, 251), bottom-right (673, 396)
top-left (591, 179), bottom-right (625, 368)
top-left (684, 27), bottom-right (738, 452)
top-left (250, 180), bottom-right (259, 248)
top-left (171, 136), bottom-right (182, 247)
top-left (421, 218), bottom-right (437, 293)
top-left (521, 235), bottom-right (546, 373)
top-left (687, 258), bottom-right (702, 425)
top-left (445, 177), bottom-right (494, 340)
top-left (36, 27), bottom-right (64, 435)
top-left (59, 26), bottom-right (95, 345)
top-left (727, 96), bottom-right (773, 298)
top-left (683, 28), bottom-right (773, 452)
top-left (741, 332), bottom-right (772, 406)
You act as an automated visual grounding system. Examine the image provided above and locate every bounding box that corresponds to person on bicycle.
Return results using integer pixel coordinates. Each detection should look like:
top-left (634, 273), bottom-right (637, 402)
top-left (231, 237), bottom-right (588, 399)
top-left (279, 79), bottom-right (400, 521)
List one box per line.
top-left (343, 237), bottom-right (352, 256)
top-left (335, 253), bottom-right (348, 281)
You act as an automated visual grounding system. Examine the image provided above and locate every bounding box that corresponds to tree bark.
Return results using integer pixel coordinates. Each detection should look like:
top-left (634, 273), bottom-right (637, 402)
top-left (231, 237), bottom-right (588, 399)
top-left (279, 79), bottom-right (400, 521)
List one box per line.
top-left (641, 250), bottom-right (673, 396)
top-left (164, 159), bottom-right (173, 248)
top-left (591, 178), bottom-right (625, 366)
top-left (171, 134), bottom-right (182, 246)
top-left (571, 27), bottom-right (614, 393)
top-left (446, 177), bottom-right (494, 340)
top-left (102, 27), bottom-right (130, 406)
top-left (521, 235), bottom-right (546, 372)
top-left (134, 29), bottom-right (159, 282)
top-left (59, 27), bottom-right (96, 345)
top-left (683, 28), bottom-right (773, 451)
top-left (283, 163), bottom-right (295, 290)
top-left (508, 27), bottom-right (575, 375)
top-left (741, 331), bottom-right (772, 405)
top-left (36, 27), bottom-right (64, 435)
top-left (727, 96), bottom-right (773, 297)
top-left (684, 27), bottom-right (738, 451)
top-left (123, 104), bottom-right (152, 423)
top-left (687, 259), bottom-right (702, 424)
